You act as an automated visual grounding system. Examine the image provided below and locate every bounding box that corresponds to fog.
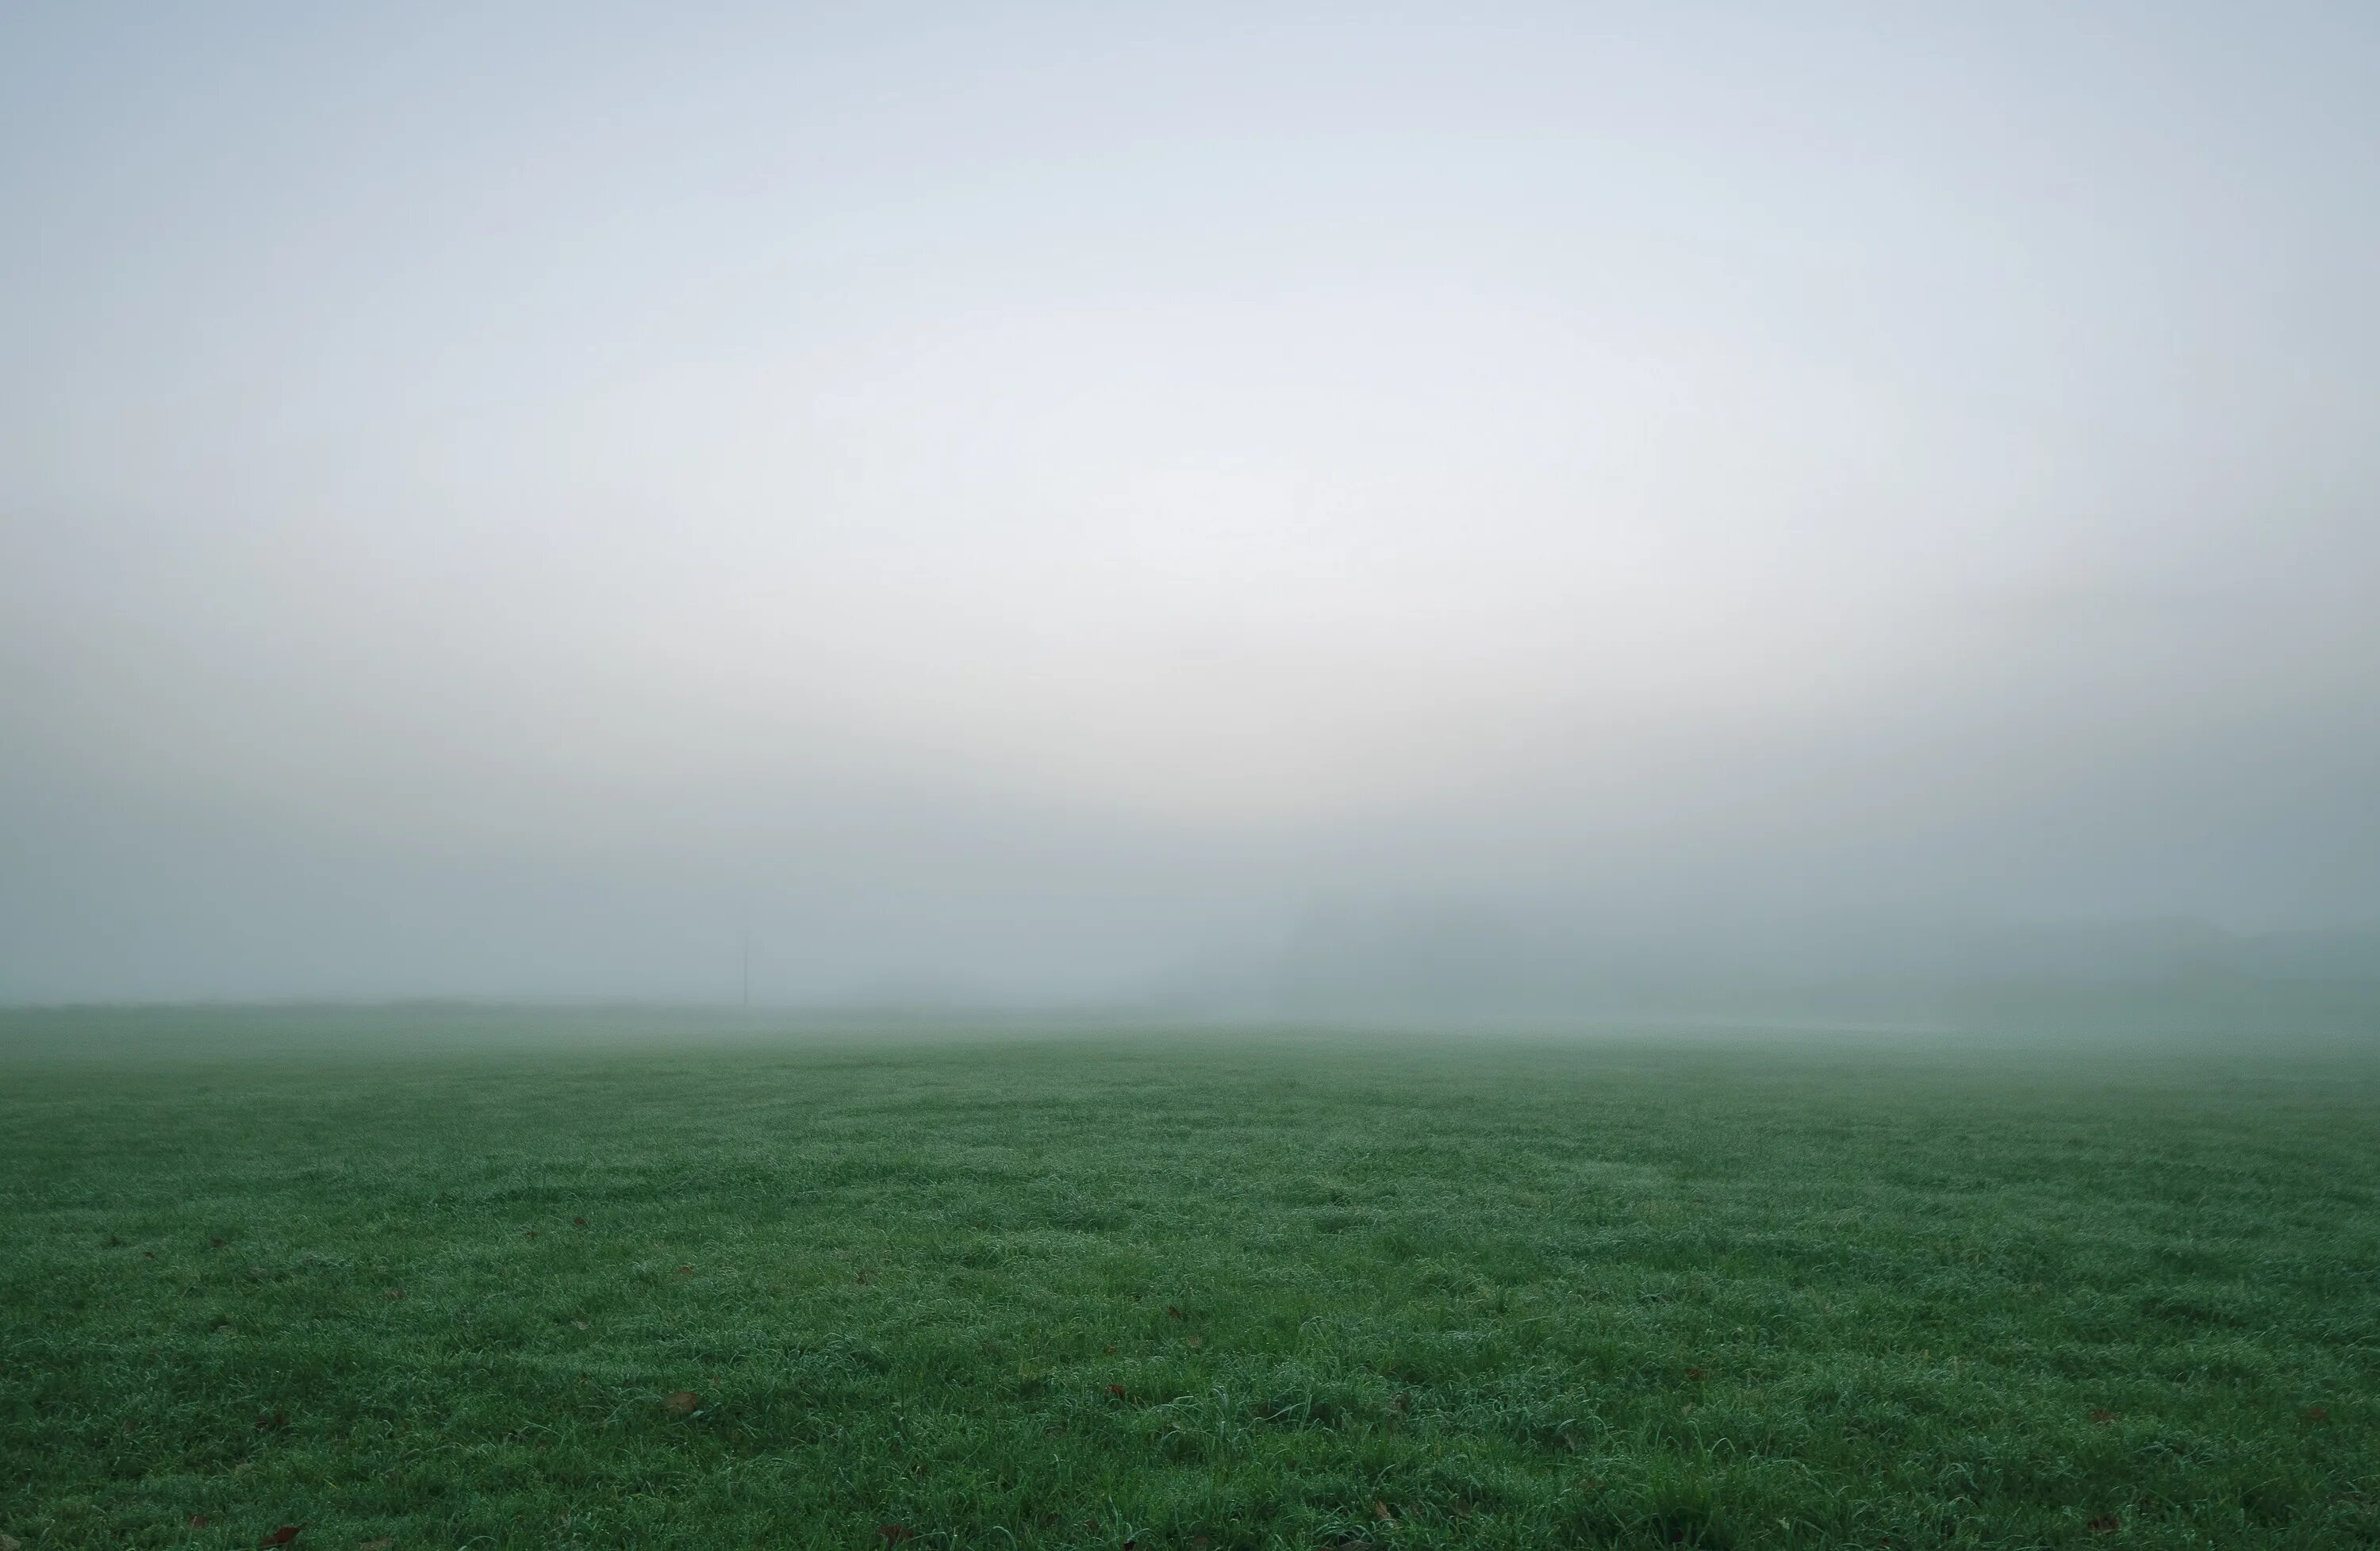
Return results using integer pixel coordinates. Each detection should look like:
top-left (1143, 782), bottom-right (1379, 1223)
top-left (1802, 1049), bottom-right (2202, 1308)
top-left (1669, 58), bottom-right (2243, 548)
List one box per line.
top-left (4, 4), bottom-right (2377, 1008)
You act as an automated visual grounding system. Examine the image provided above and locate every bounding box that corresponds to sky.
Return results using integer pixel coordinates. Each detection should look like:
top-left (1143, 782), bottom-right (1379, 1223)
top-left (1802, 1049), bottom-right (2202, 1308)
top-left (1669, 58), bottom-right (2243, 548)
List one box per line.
top-left (3, 2), bottom-right (2377, 1003)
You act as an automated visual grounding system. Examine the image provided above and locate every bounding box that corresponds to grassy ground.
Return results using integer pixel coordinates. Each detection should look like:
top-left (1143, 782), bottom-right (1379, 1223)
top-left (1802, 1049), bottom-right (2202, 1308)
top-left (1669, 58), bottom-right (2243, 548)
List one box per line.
top-left (2, 1013), bottom-right (2376, 1549)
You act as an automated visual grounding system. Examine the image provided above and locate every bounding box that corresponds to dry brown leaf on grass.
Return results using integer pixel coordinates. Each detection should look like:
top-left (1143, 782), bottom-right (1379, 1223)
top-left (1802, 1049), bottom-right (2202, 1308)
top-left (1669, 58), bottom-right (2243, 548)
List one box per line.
top-left (2087, 1514), bottom-right (2121, 1534)
top-left (663, 1391), bottom-right (701, 1416)
top-left (259, 1526), bottom-right (304, 1547)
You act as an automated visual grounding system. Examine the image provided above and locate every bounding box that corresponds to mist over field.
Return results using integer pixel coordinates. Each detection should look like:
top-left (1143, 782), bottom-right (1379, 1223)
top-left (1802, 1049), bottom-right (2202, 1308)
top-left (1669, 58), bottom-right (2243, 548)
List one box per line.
top-left (4, 4), bottom-right (2377, 1012)
top-left (12, 18), bottom-right (2380, 1547)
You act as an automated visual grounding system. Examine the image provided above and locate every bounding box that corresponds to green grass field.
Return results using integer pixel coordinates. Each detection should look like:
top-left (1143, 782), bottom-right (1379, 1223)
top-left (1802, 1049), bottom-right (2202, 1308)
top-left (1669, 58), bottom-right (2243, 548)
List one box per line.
top-left (4, 1012), bottom-right (2376, 1549)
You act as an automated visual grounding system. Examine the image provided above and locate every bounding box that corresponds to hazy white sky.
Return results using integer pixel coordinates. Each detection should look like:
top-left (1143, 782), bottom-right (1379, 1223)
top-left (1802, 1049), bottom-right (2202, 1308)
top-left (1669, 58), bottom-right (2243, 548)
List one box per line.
top-left (4, 3), bottom-right (2377, 1000)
